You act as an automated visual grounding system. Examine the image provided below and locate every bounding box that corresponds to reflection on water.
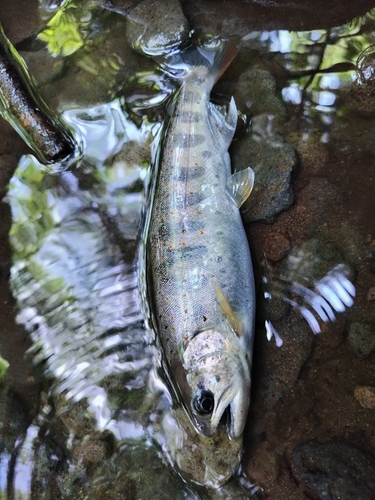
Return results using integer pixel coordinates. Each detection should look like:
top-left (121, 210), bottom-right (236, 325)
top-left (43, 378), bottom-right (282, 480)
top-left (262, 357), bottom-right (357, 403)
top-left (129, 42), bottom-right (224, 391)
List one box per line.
top-left (265, 253), bottom-right (355, 347)
top-left (3, 2), bottom-right (375, 499)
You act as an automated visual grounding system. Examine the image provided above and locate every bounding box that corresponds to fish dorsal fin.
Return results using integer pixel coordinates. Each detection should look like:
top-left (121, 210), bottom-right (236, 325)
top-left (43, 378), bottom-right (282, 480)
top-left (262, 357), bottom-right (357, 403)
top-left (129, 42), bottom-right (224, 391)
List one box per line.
top-left (213, 283), bottom-right (243, 337)
top-left (207, 97), bottom-right (238, 149)
top-left (226, 167), bottom-right (255, 208)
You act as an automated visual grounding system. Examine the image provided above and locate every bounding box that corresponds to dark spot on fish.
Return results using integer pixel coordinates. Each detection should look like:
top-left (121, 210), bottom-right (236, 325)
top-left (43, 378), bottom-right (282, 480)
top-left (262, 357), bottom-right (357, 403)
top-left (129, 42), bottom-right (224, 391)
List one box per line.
top-left (217, 230), bottom-right (223, 236)
top-left (202, 150), bottom-right (212, 158)
top-left (216, 256), bottom-right (223, 262)
top-left (203, 316), bottom-right (207, 322)
top-left (179, 111), bottom-right (201, 123)
top-left (176, 166), bottom-right (204, 182)
top-left (175, 192), bottom-right (204, 208)
top-left (172, 133), bottom-right (205, 148)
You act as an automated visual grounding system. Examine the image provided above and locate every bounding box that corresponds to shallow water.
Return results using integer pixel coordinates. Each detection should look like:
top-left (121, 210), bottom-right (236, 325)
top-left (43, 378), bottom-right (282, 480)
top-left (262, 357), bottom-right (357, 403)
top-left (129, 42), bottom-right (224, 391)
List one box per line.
top-left (0, 1), bottom-right (375, 499)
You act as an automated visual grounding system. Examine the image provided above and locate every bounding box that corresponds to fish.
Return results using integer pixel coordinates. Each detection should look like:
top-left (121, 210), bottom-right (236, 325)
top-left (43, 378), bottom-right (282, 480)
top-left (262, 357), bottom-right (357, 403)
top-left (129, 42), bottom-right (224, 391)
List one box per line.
top-left (147, 38), bottom-right (255, 441)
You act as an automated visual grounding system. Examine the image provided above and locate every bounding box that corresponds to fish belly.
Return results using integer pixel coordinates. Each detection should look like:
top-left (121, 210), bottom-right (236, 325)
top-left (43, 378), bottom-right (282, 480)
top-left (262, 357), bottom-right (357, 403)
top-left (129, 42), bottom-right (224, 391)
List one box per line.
top-left (148, 77), bottom-right (255, 367)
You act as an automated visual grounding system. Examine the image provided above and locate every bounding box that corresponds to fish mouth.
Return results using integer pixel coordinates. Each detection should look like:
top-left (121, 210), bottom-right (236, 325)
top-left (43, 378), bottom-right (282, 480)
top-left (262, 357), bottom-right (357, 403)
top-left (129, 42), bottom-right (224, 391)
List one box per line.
top-left (193, 390), bottom-right (242, 440)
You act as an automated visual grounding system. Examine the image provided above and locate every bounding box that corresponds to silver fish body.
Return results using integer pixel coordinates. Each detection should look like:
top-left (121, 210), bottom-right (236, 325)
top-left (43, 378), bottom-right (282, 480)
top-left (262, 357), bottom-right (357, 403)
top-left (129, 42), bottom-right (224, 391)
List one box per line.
top-left (147, 43), bottom-right (255, 441)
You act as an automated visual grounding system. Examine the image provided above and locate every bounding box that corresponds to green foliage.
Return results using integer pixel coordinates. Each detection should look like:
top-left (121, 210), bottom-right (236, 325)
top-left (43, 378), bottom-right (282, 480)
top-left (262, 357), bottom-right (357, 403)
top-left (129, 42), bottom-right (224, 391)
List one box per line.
top-left (38, 7), bottom-right (84, 57)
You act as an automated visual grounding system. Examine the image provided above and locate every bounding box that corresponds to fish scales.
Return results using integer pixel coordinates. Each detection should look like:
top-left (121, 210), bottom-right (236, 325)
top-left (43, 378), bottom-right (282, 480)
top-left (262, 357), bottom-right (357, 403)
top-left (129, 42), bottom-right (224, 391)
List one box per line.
top-left (148, 40), bottom-right (255, 441)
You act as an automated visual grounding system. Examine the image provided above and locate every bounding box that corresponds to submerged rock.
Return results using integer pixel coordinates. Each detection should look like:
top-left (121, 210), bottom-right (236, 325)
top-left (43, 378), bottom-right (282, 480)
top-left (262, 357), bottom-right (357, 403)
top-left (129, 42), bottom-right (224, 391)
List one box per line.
top-left (232, 115), bottom-right (297, 223)
top-left (126, 0), bottom-right (189, 55)
top-left (234, 66), bottom-right (286, 124)
top-left (263, 232), bottom-right (290, 262)
top-left (292, 441), bottom-right (375, 500)
top-left (348, 321), bottom-right (375, 358)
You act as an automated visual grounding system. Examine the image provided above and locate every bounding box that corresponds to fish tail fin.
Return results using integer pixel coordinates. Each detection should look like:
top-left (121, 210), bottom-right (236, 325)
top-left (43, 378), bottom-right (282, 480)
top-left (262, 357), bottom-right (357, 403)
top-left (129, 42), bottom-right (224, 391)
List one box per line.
top-left (159, 36), bottom-right (240, 88)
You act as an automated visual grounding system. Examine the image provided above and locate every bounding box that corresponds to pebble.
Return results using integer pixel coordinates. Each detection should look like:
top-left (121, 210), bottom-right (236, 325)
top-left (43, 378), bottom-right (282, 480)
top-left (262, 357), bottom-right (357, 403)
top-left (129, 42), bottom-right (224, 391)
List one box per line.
top-left (348, 321), bottom-right (375, 358)
top-left (361, 245), bottom-right (375, 259)
top-left (263, 232), bottom-right (290, 261)
top-left (354, 386), bottom-right (375, 409)
top-left (367, 287), bottom-right (375, 300)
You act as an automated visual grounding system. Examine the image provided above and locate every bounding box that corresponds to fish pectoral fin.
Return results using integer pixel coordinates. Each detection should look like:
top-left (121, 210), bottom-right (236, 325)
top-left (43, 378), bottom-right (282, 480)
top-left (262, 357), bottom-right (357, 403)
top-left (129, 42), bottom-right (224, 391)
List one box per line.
top-left (207, 97), bottom-right (238, 149)
top-left (213, 283), bottom-right (243, 337)
top-left (226, 167), bottom-right (255, 208)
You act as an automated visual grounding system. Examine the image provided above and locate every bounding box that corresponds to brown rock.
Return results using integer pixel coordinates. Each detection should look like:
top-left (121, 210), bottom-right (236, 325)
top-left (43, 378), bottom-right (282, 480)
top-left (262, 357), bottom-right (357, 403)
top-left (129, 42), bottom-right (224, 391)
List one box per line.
top-left (263, 232), bottom-right (290, 261)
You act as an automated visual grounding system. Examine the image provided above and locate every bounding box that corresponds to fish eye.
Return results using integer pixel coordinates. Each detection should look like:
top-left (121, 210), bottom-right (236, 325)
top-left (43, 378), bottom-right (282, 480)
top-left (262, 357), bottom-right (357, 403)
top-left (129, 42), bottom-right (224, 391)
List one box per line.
top-left (193, 390), bottom-right (215, 415)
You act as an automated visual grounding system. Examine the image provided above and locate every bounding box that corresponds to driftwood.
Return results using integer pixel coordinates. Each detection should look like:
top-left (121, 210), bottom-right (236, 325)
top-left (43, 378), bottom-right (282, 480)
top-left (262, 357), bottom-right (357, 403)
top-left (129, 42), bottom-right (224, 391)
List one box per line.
top-left (0, 23), bottom-right (76, 165)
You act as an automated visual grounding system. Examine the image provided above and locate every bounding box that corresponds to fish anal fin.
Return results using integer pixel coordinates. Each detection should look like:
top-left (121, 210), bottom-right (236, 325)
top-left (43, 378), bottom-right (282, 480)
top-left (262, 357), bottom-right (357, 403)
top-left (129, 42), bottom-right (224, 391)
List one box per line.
top-left (226, 167), bottom-right (255, 208)
top-left (213, 283), bottom-right (243, 337)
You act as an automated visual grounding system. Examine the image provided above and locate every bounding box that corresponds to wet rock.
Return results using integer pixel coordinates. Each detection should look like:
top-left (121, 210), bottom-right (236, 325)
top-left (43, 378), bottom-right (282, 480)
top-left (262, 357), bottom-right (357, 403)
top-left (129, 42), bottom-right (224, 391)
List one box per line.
top-left (179, 0), bottom-right (373, 35)
top-left (348, 321), bottom-right (375, 358)
top-left (231, 115), bottom-right (297, 222)
top-left (126, 0), bottom-right (189, 55)
top-left (367, 287), bottom-right (375, 300)
top-left (263, 232), bottom-right (290, 262)
top-left (72, 438), bottom-right (109, 463)
top-left (234, 66), bottom-right (286, 124)
top-left (354, 386), bottom-right (375, 410)
top-left (292, 441), bottom-right (375, 500)
top-left (246, 441), bottom-right (280, 487)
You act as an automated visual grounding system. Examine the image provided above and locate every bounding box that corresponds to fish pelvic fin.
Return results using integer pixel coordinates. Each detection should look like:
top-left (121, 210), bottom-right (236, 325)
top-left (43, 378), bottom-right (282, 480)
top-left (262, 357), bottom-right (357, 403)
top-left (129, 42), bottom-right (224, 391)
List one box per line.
top-left (213, 282), bottom-right (243, 337)
top-left (226, 167), bottom-right (255, 208)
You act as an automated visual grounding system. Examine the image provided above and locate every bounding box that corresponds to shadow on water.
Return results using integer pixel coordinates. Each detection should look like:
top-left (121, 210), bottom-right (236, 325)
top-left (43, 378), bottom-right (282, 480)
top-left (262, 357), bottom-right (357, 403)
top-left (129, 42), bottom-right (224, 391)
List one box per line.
top-left (0, 0), bottom-right (375, 499)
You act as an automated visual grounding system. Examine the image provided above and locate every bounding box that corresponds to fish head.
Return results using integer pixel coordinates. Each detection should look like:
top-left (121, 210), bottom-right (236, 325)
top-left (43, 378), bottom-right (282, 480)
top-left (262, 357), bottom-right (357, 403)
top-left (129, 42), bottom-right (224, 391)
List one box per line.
top-left (180, 329), bottom-right (251, 440)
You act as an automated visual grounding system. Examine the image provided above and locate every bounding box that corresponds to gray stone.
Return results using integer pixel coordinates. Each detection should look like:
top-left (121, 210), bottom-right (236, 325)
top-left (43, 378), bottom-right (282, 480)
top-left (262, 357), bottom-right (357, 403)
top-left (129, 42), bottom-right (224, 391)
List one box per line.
top-left (348, 321), bottom-right (375, 358)
top-left (231, 114), bottom-right (297, 222)
top-left (292, 441), bottom-right (375, 500)
top-left (126, 0), bottom-right (189, 55)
